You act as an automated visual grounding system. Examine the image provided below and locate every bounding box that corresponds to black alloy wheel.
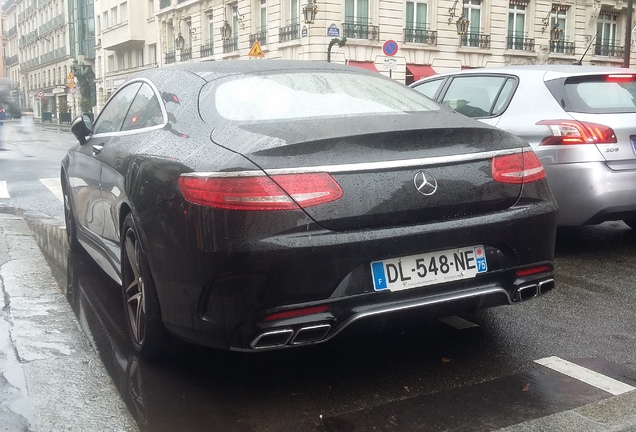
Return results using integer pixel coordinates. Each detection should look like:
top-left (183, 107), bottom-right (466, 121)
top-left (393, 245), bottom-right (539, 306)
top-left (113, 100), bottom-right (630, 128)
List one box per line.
top-left (121, 213), bottom-right (165, 360)
top-left (62, 176), bottom-right (82, 252)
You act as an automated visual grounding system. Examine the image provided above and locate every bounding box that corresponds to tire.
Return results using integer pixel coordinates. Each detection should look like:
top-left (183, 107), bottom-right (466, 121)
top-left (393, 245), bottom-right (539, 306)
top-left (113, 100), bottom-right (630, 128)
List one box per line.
top-left (121, 213), bottom-right (165, 360)
top-left (62, 177), bottom-right (83, 252)
top-left (624, 219), bottom-right (636, 230)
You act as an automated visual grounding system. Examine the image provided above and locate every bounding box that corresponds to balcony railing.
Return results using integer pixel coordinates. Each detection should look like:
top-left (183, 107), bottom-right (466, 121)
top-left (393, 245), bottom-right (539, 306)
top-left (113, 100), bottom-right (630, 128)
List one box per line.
top-left (3, 54), bottom-right (19, 66)
top-left (594, 43), bottom-right (624, 58)
top-left (550, 41), bottom-right (575, 55)
top-left (506, 36), bottom-right (535, 51)
top-left (279, 22), bottom-right (300, 42)
top-left (460, 32), bottom-right (491, 49)
top-left (249, 30), bottom-right (267, 46)
top-left (342, 21), bottom-right (380, 41)
top-left (223, 39), bottom-right (238, 53)
top-left (164, 51), bottom-right (176, 64)
top-left (200, 42), bottom-right (214, 58)
top-left (180, 47), bottom-right (192, 61)
top-left (403, 27), bottom-right (436, 45)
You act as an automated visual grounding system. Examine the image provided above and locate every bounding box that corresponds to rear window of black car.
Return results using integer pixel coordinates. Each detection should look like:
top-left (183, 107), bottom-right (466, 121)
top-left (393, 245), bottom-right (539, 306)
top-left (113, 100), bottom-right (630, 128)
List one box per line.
top-left (200, 71), bottom-right (441, 123)
top-left (554, 74), bottom-right (636, 114)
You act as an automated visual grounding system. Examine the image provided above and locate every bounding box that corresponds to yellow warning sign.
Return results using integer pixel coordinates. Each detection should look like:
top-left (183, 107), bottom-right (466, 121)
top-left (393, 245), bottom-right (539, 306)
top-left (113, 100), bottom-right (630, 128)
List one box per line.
top-left (248, 41), bottom-right (265, 57)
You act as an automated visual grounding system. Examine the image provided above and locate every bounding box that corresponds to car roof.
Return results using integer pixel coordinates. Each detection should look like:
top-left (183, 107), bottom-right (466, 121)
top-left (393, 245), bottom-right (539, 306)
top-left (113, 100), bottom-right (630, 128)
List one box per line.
top-left (414, 65), bottom-right (636, 84)
top-left (134, 60), bottom-right (379, 82)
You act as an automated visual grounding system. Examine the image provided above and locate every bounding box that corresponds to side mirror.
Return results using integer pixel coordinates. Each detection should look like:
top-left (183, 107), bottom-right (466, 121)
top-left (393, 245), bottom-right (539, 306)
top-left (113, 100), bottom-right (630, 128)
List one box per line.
top-left (71, 113), bottom-right (94, 144)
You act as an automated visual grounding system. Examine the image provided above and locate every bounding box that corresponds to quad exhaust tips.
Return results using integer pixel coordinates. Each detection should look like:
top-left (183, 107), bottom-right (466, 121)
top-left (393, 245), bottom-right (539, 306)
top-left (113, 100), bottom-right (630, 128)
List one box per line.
top-left (514, 278), bottom-right (555, 302)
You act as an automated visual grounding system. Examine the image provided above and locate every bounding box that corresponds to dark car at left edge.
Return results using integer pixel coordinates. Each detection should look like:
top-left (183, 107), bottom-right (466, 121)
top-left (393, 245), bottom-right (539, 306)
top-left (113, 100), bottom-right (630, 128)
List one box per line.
top-left (62, 60), bottom-right (558, 360)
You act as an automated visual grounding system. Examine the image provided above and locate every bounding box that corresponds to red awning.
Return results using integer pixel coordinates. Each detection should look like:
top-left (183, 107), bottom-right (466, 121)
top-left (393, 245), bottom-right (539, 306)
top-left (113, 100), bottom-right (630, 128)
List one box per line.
top-left (406, 64), bottom-right (437, 81)
top-left (348, 61), bottom-right (378, 72)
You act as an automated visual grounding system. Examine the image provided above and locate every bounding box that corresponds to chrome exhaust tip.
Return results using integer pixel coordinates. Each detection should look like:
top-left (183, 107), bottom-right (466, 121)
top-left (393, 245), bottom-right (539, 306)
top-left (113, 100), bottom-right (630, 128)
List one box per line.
top-left (515, 283), bottom-right (539, 302)
top-left (539, 278), bottom-right (555, 295)
top-left (250, 329), bottom-right (294, 349)
top-left (291, 324), bottom-right (331, 345)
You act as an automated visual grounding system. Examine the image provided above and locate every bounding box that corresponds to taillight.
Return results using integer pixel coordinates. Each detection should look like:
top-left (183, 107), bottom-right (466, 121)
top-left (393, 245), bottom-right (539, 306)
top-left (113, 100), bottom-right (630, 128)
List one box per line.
top-left (178, 172), bottom-right (343, 210)
top-left (536, 120), bottom-right (617, 146)
top-left (492, 150), bottom-right (545, 184)
top-left (515, 265), bottom-right (552, 277)
top-left (607, 74), bottom-right (635, 82)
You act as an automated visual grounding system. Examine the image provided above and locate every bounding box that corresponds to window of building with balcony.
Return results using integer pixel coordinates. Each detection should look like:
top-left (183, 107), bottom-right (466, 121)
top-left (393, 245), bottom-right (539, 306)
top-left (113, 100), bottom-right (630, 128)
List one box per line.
top-left (507, 0), bottom-right (533, 50)
top-left (595, 11), bottom-right (621, 57)
top-left (461, 0), bottom-right (487, 47)
top-left (251, 0), bottom-right (268, 45)
top-left (111, 7), bottom-right (118, 27)
top-left (120, 2), bottom-right (128, 23)
top-left (549, 6), bottom-right (573, 54)
top-left (344, 0), bottom-right (379, 40)
top-left (404, 0), bottom-right (434, 44)
top-left (103, 12), bottom-right (109, 30)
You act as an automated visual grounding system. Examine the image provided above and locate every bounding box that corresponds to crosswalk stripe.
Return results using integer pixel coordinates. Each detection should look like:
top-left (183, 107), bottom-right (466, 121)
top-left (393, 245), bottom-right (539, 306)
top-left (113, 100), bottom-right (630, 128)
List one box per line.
top-left (535, 356), bottom-right (636, 396)
top-left (40, 178), bottom-right (63, 203)
top-left (0, 181), bottom-right (8, 198)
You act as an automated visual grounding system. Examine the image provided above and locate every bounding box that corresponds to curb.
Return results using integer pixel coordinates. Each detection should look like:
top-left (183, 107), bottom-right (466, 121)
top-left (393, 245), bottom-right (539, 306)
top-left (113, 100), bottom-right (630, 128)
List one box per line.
top-left (0, 212), bottom-right (138, 432)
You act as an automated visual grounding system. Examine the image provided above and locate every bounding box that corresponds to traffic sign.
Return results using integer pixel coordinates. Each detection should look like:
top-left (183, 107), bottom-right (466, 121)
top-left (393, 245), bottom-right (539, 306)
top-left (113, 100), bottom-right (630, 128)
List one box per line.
top-left (382, 40), bottom-right (398, 57)
top-left (248, 41), bottom-right (265, 57)
top-left (383, 58), bottom-right (397, 70)
top-left (36, 90), bottom-right (44, 99)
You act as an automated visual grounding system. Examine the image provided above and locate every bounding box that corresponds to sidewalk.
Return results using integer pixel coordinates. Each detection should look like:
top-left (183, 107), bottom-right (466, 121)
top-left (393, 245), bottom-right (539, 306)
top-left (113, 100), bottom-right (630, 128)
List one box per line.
top-left (0, 210), bottom-right (137, 432)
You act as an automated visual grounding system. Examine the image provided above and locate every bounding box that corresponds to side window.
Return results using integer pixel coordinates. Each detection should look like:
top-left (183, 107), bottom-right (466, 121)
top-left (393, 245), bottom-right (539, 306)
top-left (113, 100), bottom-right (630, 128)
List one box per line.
top-left (440, 76), bottom-right (508, 118)
top-left (121, 83), bottom-right (164, 131)
top-left (93, 82), bottom-right (142, 134)
top-left (412, 79), bottom-right (444, 99)
top-left (492, 78), bottom-right (516, 116)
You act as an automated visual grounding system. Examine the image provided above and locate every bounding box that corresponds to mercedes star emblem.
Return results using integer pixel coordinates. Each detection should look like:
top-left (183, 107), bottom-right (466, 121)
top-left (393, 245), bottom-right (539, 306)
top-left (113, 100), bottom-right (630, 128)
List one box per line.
top-left (413, 171), bottom-right (438, 196)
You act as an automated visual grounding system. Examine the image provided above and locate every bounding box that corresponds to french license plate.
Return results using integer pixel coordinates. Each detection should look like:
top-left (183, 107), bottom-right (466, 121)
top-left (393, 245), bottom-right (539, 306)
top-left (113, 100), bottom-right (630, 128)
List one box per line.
top-left (370, 245), bottom-right (487, 292)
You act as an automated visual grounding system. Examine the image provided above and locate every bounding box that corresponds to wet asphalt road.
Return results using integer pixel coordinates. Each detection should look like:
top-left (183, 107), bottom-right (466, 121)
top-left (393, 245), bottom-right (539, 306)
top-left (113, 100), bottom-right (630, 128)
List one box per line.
top-left (59, 221), bottom-right (636, 432)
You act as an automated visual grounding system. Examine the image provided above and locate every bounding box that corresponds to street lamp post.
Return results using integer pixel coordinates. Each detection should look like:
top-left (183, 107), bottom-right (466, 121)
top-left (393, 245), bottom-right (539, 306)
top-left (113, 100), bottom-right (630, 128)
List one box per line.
top-left (624, 0), bottom-right (633, 68)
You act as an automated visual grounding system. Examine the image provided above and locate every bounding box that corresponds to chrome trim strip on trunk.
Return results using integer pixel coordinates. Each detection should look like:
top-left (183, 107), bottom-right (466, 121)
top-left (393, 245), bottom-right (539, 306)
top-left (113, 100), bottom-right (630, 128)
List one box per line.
top-left (181, 148), bottom-right (524, 178)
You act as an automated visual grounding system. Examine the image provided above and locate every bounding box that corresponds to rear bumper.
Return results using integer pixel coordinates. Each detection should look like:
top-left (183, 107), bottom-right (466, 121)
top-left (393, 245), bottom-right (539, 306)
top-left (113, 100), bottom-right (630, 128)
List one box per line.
top-left (154, 198), bottom-right (557, 351)
top-left (544, 161), bottom-right (636, 226)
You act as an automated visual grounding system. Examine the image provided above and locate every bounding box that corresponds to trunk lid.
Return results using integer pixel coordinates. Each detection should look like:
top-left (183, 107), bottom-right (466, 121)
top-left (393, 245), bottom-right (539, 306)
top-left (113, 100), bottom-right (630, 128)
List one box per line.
top-left (211, 113), bottom-right (527, 231)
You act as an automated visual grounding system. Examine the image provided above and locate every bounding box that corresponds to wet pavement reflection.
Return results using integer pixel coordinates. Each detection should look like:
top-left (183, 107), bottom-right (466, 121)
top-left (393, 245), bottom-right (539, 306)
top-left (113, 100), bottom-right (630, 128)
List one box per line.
top-left (63, 222), bottom-right (636, 432)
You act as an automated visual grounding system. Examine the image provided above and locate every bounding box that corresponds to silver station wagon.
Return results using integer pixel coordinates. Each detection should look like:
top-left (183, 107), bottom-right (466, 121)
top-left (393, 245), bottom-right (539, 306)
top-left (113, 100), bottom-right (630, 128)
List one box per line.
top-left (411, 65), bottom-right (636, 229)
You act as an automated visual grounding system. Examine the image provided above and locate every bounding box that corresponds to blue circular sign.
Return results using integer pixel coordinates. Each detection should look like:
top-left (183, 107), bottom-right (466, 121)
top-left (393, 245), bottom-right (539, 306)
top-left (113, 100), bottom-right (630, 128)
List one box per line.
top-left (383, 40), bottom-right (398, 56)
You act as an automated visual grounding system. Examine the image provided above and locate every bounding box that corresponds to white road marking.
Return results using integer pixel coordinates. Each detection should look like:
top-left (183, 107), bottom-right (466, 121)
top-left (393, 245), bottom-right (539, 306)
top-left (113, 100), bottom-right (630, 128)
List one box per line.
top-left (535, 356), bottom-right (636, 396)
top-left (40, 178), bottom-right (64, 203)
top-left (0, 181), bottom-right (8, 198)
top-left (439, 315), bottom-right (479, 329)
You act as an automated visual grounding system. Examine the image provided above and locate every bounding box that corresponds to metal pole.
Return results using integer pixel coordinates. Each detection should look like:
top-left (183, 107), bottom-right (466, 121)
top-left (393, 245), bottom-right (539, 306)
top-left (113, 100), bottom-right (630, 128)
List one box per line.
top-left (624, 0), bottom-right (633, 68)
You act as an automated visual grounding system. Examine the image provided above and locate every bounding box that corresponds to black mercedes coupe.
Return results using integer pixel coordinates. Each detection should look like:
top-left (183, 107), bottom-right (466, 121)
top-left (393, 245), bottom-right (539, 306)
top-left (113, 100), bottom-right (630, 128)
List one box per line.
top-left (62, 60), bottom-right (557, 359)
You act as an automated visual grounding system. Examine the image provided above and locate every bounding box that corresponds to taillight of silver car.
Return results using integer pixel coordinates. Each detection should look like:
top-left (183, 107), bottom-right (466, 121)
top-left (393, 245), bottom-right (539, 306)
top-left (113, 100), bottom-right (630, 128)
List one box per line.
top-left (492, 150), bottom-right (546, 184)
top-left (536, 120), bottom-right (617, 146)
top-left (178, 172), bottom-right (344, 210)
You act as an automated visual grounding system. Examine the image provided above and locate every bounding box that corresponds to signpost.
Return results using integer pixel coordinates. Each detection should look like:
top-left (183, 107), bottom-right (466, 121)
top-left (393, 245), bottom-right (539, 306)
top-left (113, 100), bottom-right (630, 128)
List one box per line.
top-left (382, 40), bottom-right (399, 78)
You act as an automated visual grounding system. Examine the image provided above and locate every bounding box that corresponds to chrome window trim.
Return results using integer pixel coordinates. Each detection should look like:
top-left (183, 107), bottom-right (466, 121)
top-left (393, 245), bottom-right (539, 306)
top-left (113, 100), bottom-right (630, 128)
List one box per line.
top-left (180, 148), bottom-right (523, 178)
top-left (91, 77), bottom-right (168, 138)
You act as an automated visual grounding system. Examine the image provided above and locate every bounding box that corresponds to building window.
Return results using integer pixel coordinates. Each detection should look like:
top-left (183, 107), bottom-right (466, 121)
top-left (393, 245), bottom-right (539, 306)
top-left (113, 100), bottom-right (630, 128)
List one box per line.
top-left (260, 0), bottom-right (267, 30)
top-left (507, 0), bottom-right (532, 50)
top-left (549, 6), bottom-right (570, 53)
top-left (290, 0), bottom-right (300, 24)
top-left (108, 55), bottom-right (114, 72)
top-left (111, 7), bottom-right (118, 26)
top-left (120, 2), bottom-right (128, 22)
top-left (345, 0), bottom-right (369, 24)
top-left (103, 12), bottom-right (109, 29)
top-left (405, 0), bottom-right (427, 30)
top-left (148, 43), bottom-right (157, 64)
top-left (463, 0), bottom-right (482, 36)
top-left (149, 0), bottom-right (155, 15)
top-left (596, 11), bottom-right (618, 56)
